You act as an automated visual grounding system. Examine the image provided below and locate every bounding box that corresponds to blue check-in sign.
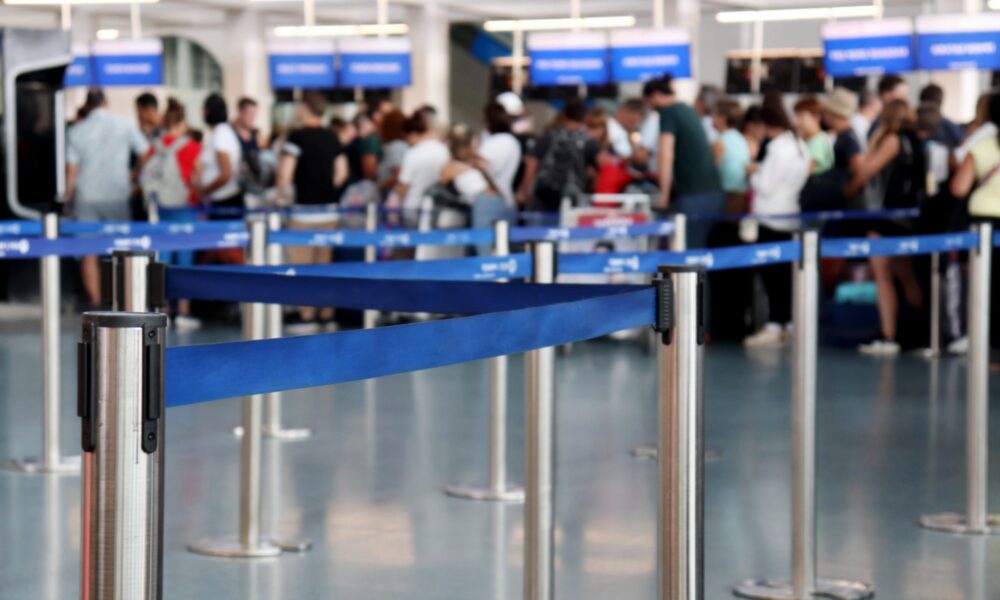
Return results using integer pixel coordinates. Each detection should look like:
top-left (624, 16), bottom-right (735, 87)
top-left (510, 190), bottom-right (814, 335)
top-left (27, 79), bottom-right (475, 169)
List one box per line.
top-left (91, 39), bottom-right (163, 87)
top-left (267, 39), bottom-right (337, 89)
top-left (822, 19), bottom-right (914, 77)
top-left (609, 28), bottom-right (692, 81)
top-left (338, 37), bottom-right (412, 88)
top-left (916, 14), bottom-right (1000, 71)
top-left (64, 44), bottom-right (93, 87)
top-left (528, 31), bottom-right (609, 86)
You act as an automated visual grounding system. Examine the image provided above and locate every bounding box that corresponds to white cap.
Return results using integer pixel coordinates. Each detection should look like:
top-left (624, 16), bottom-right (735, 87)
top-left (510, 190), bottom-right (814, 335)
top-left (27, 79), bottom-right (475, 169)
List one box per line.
top-left (496, 91), bottom-right (525, 117)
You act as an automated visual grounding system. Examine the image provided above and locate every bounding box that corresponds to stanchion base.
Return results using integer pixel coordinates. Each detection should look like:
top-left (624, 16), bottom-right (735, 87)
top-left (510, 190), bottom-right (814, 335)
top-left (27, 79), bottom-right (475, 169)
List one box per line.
top-left (444, 484), bottom-right (525, 503)
top-left (272, 537), bottom-right (312, 552)
top-left (263, 426), bottom-right (313, 441)
top-left (233, 426), bottom-right (313, 441)
top-left (629, 446), bottom-right (721, 462)
top-left (734, 577), bottom-right (874, 599)
top-left (0, 455), bottom-right (81, 475)
top-left (919, 512), bottom-right (1000, 534)
top-left (188, 538), bottom-right (291, 558)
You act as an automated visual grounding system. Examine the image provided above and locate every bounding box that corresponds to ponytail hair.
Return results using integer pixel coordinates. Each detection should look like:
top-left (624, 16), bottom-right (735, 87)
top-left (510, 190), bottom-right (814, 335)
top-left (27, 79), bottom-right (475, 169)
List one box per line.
top-left (162, 97), bottom-right (186, 131)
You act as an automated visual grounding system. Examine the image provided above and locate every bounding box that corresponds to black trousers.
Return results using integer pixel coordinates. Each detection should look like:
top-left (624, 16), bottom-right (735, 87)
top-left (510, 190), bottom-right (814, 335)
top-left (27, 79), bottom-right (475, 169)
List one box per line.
top-left (757, 225), bottom-right (793, 325)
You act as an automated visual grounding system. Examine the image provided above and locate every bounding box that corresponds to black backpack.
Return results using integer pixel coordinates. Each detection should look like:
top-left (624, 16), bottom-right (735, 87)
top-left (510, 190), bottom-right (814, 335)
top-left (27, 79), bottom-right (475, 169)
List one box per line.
top-left (534, 127), bottom-right (588, 200)
top-left (883, 131), bottom-right (926, 209)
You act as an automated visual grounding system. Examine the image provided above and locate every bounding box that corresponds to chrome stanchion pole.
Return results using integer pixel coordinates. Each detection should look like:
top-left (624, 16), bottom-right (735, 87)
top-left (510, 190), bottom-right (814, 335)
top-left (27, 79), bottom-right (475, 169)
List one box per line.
top-left (190, 218), bottom-right (311, 558)
top-left (632, 213), bottom-right (689, 460)
top-left (654, 266), bottom-right (705, 600)
top-left (363, 202), bottom-right (379, 330)
top-left (446, 220), bottom-right (524, 503)
top-left (79, 311), bottom-right (168, 600)
top-left (263, 212), bottom-right (311, 441)
top-left (524, 241), bottom-right (556, 600)
top-left (4, 213), bottom-right (80, 474)
top-left (670, 213), bottom-right (688, 252)
top-left (922, 222), bottom-right (1000, 534)
top-left (922, 252), bottom-right (942, 359)
top-left (735, 231), bottom-right (873, 599)
top-left (109, 250), bottom-right (160, 313)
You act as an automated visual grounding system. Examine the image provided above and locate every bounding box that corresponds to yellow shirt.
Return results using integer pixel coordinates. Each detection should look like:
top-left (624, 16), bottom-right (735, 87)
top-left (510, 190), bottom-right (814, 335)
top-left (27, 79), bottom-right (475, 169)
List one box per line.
top-left (969, 136), bottom-right (1000, 218)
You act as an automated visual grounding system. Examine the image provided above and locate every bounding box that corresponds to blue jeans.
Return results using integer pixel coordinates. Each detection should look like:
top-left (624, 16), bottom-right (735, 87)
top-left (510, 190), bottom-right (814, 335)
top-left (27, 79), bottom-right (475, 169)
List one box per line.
top-left (673, 191), bottom-right (726, 250)
top-left (472, 194), bottom-right (515, 256)
top-left (158, 207), bottom-right (199, 267)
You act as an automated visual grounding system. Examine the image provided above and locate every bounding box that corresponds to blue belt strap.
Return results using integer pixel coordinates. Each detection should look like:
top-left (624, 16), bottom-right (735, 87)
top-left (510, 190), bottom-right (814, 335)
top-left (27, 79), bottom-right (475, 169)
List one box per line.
top-left (165, 266), bottom-right (640, 314)
top-left (165, 287), bottom-right (655, 407)
top-left (821, 232), bottom-right (978, 258)
top-left (205, 253), bottom-right (533, 281)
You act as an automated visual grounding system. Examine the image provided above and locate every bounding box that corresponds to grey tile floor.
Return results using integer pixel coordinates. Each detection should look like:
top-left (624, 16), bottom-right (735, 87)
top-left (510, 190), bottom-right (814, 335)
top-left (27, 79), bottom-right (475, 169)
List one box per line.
top-left (0, 319), bottom-right (998, 599)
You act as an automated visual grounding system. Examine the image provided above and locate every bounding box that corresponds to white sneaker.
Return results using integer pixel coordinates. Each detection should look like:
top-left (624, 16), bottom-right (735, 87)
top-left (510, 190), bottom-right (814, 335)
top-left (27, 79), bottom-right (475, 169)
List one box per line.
top-left (948, 336), bottom-right (969, 355)
top-left (285, 321), bottom-right (321, 336)
top-left (173, 315), bottom-right (202, 331)
top-left (744, 324), bottom-right (786, 348)
top-left (859, 339), bottom-right (901, 356)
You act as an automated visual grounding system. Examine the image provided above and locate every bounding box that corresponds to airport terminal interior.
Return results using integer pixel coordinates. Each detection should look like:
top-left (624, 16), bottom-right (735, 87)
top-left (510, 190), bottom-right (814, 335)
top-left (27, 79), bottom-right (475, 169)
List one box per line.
top-left (3, 0), bottom-right (1000, 599)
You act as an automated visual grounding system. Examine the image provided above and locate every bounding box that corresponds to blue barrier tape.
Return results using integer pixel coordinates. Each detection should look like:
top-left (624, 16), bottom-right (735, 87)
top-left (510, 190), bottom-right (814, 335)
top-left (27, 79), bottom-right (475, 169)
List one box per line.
top-left (510, 221), bottom-right (674, 243)
top-left (272, 228), bottom-right (494, 249)
top-left (166, 266), bottom-right (635, 314)
top-left (209, 253), bottom-right (533, 281)
top-left (165, 287), bottom-right (654, 407)
top-left (820, 232), bottom-right (978, 258)
top-left (0, 231), bottom-right (248, 259)
top-left (559, 240), bottom-right (802, 274)
top-left (60, 220), bottom-right (246, 236)
top-left (0, 220), bottom-right (42, 236)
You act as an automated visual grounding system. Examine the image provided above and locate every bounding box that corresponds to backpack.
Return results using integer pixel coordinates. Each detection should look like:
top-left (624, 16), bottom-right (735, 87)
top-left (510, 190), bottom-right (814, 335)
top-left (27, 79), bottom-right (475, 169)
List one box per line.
top-left (140, 136), bottom-right (190, 208)
top-left (883, 131), bottom-right (927, 209)
top-left (534, 127), bottom-right (588, 201)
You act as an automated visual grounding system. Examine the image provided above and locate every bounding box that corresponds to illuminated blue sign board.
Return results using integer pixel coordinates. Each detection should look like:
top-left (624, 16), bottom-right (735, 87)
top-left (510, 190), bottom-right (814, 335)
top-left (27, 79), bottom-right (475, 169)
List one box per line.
top-left (822, 19), bottom-right (914, 76)
top-left (338, 37), bottom-right (412, 88)
top-left (91, 39), bottom-right (163, 87)
top-left (916, 14), bottom-right (1000, 71)
top-left (528, 31), bottom-right (609, 86)
top-left (267, 40), bottom-right (337, 89)
top-left (609, 28), bottom-right (692, 81)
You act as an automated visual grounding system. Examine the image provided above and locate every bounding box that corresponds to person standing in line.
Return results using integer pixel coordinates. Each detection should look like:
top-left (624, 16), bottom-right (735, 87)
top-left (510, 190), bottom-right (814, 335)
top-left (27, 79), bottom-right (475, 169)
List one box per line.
top-left (794, 96), bottom-right (834, 176)
top-left (711, 98), bottom-right (751, 214)
top-left (232, 97), bottom-right (267, 202)
top-left (396, 110), bottom-right (450, 219)
top-left (818, 88), bottom-right (864, 212)
top-left (197, 94), bottom-right (244, 215)
top-left (517, 97), bottom-right (601, 212)
top-left (951, 92), bottom-right (1000, 361)
top-left (743, 101), bottom-right (811, 348)
top-left (135, 92), bottom-right (161, 140)
top-left (955, 93), bottom-right (995, 165)
top-left (477, 101), bottom-right (522, 206)
top-left (695, 84), bottom-right (723, 145)
top-left (440, 126), bottom-right (510, 254)
top-left (851, 89), bottom-right (881, 153)
top-left (376, 109), bottom-right (409, 196)
top-left (868, 75), bottom-right (909, 138)
top-left (848, 100), bottom-right (927, 355)
top-left (607, 98), bottom-right (645, 159)
top-left (494, 91), bottom-right (536, 201)
top-left (66, 88), bottom-right (150, 306)
top-left (741, 105), bottom-right (766, 161)
top-left (140, 97), bottom-right (202, 330)
top-left (276, 90), bottom-right (349, 332)
top-left (654, 75), bottom-right (725, 248)
top-left (636, 77), bottom-right (674, 169)
top-left (919, 83), bottom-right (965, 150)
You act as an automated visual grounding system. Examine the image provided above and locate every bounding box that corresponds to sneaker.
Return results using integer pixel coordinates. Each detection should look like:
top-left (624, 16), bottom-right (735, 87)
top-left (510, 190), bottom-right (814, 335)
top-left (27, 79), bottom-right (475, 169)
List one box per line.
top-left (743, 324), bottom-right (786, 348)
top-left (285, 321), bottom-right (321, 336)
top-left (948, 336), bottom-right (969, 355)
top-left (859, 338), bottom-right (901, 356)
top-left (173, 315), bottom-right (202, 331)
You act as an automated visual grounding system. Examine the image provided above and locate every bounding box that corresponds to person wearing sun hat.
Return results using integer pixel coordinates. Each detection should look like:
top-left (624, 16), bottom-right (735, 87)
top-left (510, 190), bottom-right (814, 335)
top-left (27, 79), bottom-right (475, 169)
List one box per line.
top-left (819, 87), bottom-right (864, 208)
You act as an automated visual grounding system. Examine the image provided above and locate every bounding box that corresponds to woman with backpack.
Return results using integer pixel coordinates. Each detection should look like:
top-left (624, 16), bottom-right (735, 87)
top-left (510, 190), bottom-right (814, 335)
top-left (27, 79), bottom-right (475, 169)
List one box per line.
top-left (847, 99), bottom-right (927, 355)
top-left (140, 97), bottom-right (202, 329)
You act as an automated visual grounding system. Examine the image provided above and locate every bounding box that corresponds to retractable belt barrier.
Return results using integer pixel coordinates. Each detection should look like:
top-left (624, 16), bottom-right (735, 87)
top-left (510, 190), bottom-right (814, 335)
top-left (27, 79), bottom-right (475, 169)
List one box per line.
top-left (0, 219), bottom-right (246, 238)
top-left (0, 230), bottom-right (249, 259)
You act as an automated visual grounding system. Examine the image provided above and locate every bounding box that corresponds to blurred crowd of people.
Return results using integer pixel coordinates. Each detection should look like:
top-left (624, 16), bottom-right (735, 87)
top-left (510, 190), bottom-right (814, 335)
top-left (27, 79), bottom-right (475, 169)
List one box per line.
top-left (64, 74), bottom-right (1000, 350)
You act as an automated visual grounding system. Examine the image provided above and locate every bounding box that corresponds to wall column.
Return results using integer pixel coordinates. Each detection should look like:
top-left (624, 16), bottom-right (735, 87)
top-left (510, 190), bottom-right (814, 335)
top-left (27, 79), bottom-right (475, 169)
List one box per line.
top-left (930, 0), bottom-right (985, 123)
top-left (402, 1), bottom-right (450, 125)
top-left (223, 7), bottom-right (272, 137)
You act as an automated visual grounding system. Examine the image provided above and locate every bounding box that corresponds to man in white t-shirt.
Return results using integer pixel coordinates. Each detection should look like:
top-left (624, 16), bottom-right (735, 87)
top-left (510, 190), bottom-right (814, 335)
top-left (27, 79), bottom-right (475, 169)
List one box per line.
top-left (607, 98), bottom-right (645, 159)
top-left (198, 94), bottom-right (243, 209)
top-left (478, 101), bottom-right (522, 205)
top-left (397, 111), bottom-right (449, 212)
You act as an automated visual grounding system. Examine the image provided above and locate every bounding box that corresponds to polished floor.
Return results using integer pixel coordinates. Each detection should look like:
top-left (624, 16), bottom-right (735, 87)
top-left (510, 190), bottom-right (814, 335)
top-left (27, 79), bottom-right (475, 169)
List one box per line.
top-left (0, 316), bottom-right (998, 599)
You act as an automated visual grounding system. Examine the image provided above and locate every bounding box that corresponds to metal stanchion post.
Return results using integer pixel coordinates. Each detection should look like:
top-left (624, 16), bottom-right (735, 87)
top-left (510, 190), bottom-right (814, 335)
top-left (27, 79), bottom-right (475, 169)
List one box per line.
top-left (922, 252), bottom-right (942, 359)
top-left (3, 213), bottom-right (80, 474)
top-left (190, 218), bottom-right (311, 558)
top-left (446, 221), bottom-right (524, 503)
top-left (363, 203), bottom-right (379, 330)
top-left (109, 250), bottom-right (162, 313)
top-left (921, 222), bottom-right (1000, 535)
top-left (263, 212), bottom-right (311, 441)
top-left (654, 266), bottom-right (705, 600)
top-left (79, 311), bottom-right (168, 599)
top-left (524, 241), bottom-right (556, 600)
top-left (735, 231), bottom-right (873, 599)
top-left (671, 213), bottom-right (688, 252)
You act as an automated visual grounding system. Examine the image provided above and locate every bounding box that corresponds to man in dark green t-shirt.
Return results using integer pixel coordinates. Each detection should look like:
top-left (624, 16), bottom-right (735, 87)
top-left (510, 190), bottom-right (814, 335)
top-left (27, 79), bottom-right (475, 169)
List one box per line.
top-left (652, 75), bottom-right (724, 249)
